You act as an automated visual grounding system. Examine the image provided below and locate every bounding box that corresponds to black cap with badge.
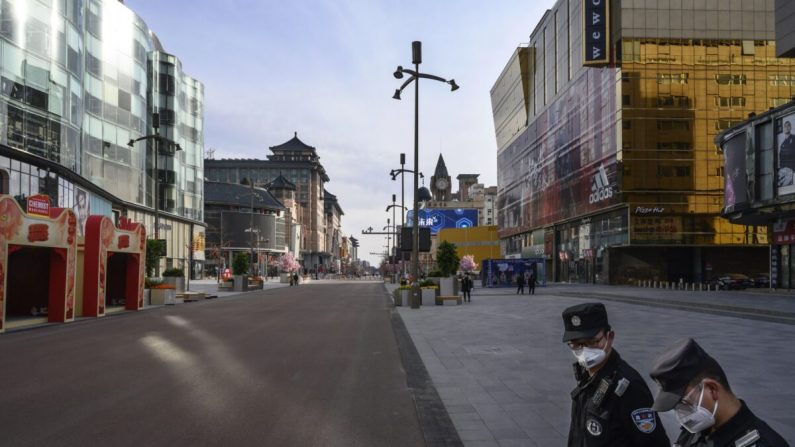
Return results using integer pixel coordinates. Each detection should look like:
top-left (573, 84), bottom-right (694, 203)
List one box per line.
top-left (562, 302), bottom-right (610, 342)
top-left (648, 338), bottom-right (725, 412)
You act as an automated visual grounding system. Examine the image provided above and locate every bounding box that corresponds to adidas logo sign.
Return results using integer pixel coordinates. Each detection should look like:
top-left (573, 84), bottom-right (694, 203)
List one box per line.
top-left (589, 164), bottom-right (613, 204)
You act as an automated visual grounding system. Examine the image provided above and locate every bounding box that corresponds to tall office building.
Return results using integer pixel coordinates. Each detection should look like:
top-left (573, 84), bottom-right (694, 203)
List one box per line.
top-left (492, 0), bottom-right (795, 284)
top-left (0, 0), bottom-right (205, 275)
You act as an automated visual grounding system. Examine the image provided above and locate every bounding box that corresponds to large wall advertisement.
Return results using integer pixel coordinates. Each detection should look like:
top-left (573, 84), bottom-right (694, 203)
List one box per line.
top-left (497, 68), bottom-right (619, 238)
top-left (776, 112), bottom-right (795, 196)
top-left (723, 133), bottom-right (749, 209)
top-left (405, 209), bottom-right (478, 235)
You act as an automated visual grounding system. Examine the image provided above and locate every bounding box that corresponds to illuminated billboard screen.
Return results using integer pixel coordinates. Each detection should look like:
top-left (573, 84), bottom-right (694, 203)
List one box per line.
top-left (406, 208), bottom-right (478, 235)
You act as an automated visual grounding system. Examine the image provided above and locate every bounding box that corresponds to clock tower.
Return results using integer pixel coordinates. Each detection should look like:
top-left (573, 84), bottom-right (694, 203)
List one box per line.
top-left (430, 153), bottom-right (452, 202)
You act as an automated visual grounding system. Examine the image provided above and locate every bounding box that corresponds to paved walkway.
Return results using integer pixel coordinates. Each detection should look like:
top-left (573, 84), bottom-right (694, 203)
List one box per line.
top-left (389, 282), bottom-right (795, 447)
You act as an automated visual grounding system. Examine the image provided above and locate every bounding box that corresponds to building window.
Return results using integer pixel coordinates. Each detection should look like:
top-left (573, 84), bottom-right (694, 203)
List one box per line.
top-left (657, 73), bottom-right (689, 84)
top-left (715, 119), bottom-right (742, 130)
top-left (656, 95), bottom-right (690, 107)
top-left (657, 120), bottom-right (690, 131)
top-left (769, 74), bottom-right (794, 86)
top-left (715, 96), bottom-right (746, 107)
top-left (715, 74), bottom-right (747, 85)
top-left (770, 98), bottom-right (791, 108)
top-left (657, 142), bottom-right (692, 150)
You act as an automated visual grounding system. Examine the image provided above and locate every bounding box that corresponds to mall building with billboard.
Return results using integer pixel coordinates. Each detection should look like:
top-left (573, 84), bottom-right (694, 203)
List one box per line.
top-left (492, 0), bottom-right (795, 284)
top-left (0, 0), bottom-right (205, 277)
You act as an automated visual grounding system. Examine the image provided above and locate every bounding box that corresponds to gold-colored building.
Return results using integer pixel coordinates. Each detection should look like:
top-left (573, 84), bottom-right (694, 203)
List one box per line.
top-left (437, 226), bottom-right (501, 268)
top-left (492, 0), bottom-right (795, 284)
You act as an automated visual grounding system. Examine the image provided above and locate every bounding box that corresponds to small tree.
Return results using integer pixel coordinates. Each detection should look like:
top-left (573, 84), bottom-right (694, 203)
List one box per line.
top-left (460, 254), bottom-right (476, 273)
top-left (436, 241), bottom-right (460, 277)
top-left (280, 252), bottom-right (299, 272)
top-left (232, 252), bottom-right (250, 276)
top-left (145, 239), bottom-right (165, 277)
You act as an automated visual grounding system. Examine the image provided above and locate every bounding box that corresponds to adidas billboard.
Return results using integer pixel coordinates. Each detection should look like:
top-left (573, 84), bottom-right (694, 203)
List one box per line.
top-left (588, 163), bottom-right (613, 204)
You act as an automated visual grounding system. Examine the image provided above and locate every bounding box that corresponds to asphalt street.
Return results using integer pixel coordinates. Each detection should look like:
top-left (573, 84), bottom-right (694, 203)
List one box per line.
top-left (395, 283), bottom-right (795, 447)
top-left (0, 282), bottom-right (424, 447)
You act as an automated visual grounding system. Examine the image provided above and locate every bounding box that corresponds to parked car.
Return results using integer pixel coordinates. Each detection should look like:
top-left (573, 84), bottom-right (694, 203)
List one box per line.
top-left (753, 275), bottom-right (770, 288)
top-left (707, 273), bottom-right (754, 290)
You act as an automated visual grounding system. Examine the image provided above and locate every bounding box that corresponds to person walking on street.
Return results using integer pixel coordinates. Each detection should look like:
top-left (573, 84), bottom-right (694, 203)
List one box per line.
top-left (528, 271), bottom-right (536, 295)
top-left (516, 273), bottom-right (525, 295)
top-left (461, 274), bottom-right (473, 302)
top-left (562, 302), bottom-right (670, 447)
top-left (293, 272), bottom-right (299, 286)
top-left (649, 338), bottom-right (789, 447)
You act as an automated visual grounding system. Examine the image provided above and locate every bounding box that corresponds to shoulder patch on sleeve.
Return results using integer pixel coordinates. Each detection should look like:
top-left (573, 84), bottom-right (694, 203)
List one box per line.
top-left (735, 429), bottom-right (760, 447)
top-left (630, 408), bottom-right (657, 433)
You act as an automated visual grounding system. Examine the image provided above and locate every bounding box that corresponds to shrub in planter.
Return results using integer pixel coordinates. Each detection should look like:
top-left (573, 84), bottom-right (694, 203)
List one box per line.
top-left (436, 241), bottom-right (460, 277)
top-left (162, 267), bottom-right (184, 277)
top-left (232, 252), bottom-right (250, 276)
top-left (145, 239), bottom-right (165, 277)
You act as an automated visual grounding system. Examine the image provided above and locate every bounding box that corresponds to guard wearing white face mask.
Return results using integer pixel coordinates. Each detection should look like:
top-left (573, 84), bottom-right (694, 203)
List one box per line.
top-left (649, 338), bottom-right (789, 447)
top-left (562, 302), bottom-right (670, 447)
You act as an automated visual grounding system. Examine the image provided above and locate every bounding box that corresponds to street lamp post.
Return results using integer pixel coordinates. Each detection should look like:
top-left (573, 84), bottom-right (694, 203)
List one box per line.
top-left (391, 161), bottom-right (423, 278)
top-left (393, 41), bottom-right (458, 308)
top-left (128, 112), bottom-right (182, 277)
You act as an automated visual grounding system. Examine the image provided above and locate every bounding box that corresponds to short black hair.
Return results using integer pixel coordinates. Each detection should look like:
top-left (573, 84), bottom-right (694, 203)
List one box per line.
top-left (688, 358), bottom-right (732, 394)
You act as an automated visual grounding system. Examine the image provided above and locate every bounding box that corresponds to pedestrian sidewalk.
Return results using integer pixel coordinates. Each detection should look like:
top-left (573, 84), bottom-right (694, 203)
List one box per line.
top-left (389, 283), bottom-right (795, 446)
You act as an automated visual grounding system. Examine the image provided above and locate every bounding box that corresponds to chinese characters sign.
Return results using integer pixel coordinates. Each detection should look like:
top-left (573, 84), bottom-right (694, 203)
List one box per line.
top-left (406, 208), bottom-right (478, 235)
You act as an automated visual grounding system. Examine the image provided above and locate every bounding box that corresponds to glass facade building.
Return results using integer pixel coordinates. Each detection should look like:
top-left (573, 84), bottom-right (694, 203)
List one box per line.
top-left (0, 0), bottom-right (205, 274)
top-left (492, 0), bottom-right (794, 284)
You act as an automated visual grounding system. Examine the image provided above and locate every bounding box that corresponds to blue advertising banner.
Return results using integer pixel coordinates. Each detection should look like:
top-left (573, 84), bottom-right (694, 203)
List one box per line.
top-left (405, 208), bottom-right (478, 235)
top-left (481, 258), bottom-right (546, 288)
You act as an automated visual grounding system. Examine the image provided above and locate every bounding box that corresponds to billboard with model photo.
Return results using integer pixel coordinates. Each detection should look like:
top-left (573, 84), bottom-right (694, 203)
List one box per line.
top-left (776, 112), bottom-right (795, 196)
top-left (723, 133), bottom-right (747, 208)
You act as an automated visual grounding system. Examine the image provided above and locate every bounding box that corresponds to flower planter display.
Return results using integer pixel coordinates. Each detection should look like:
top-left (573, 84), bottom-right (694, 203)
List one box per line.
top-left (163, 277), bottom-right (185, 293)
top-left (0, 195), bottom-right (78, 333)
top-left (149, 288), bottom-right (176, 305)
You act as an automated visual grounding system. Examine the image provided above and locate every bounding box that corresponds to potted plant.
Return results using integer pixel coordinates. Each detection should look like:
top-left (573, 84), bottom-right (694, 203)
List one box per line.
top-left (148, 280), bottom-right (176, 305)
top-left (419, 279), bottom-right (438, 306)
top-left (232, 252), bottom-right (250, 291)
top-left (436, 240), bottom-right (460, 296)
top-left (145, 239), bottom-right (165, 278)
top-left (162, 267), bottom-right (185, 293)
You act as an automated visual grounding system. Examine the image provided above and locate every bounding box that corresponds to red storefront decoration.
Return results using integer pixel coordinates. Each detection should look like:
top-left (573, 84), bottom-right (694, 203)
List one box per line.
top-left (83, 215), bottom-right (146, 317)
top-left (0, 195), bottom-right (77, 333)
top-left (26, 194), bottom-right (51, 217)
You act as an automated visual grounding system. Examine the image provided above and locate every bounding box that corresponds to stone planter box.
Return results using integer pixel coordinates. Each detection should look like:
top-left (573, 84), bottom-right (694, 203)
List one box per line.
top-left (248, 279), bottom-right (264, 290)
top-left (394, 289), bottom-right (410, 306)
top-left (280, 273), bottom-right (290, 284)
top-left (150, 288), bottom-right (176, 305)
top-left (163, 277), bottom-right (185, 293)
top-left (233, 275), bottom-right (248, 291)
top-left (143, 289), bottom-right (151, 306)
top-left (439, 277), bottom-right (459, 296)
top-left (421, 288), bottom-right (437, 306)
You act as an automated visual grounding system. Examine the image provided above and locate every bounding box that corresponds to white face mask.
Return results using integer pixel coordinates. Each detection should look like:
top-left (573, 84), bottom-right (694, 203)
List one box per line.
top-left (675, 383), bottom-right (718, 434)
top-left (572, 346), bottom-right (607, 369)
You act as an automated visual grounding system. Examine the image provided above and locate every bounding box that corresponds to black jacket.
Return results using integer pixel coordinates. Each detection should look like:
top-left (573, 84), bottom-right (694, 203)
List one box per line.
top-left (674, 400), bottom-right (789, 447)
top-left (568, 349), bottom-right (670, 447)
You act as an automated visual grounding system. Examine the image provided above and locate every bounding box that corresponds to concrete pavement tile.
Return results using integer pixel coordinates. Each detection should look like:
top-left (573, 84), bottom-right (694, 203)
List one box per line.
top-left (498, 439), bottom-right (539, 447)
top-left (489, 427), bottom-right (531, 441)
top-left (446, 404), bottom-right (479, 414)
top-left (464, 441), bottom-right (500, 447)
top-left (488, 390), bottom-right (524, 404)
top-left (457, 429), bottom-right (496, 442)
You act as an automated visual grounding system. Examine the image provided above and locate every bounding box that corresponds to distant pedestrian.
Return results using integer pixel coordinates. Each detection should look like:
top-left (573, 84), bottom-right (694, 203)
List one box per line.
top-left (461, 274), bottom-right (473, 302)
top-left (649, 338), bottom-right (788, 447)
top-left (293, 272), bottom-right (299, 286)
top-left (562, 302), bottom-right (670, 447)
top-left (516, 273), bottom-right (525, 294)
top-left (528, 271), bottom-right (536, 295)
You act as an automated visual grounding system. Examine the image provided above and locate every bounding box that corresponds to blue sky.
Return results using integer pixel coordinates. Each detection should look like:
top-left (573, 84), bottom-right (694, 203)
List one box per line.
top-left (125, 0), bottom-right (553, 265)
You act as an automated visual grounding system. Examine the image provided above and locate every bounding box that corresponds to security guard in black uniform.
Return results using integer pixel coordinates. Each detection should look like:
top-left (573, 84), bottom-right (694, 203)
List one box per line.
top-left (649, 338), bottom-right (789, 447)
top-left (562, 302), bottom-right (670, 447)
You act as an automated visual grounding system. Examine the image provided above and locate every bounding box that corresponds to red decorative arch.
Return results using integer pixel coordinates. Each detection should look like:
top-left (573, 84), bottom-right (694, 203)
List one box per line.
top-left (83, 215), bottom-right (146, 317)
top-left (0, 195), bottom-right (77, 332)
